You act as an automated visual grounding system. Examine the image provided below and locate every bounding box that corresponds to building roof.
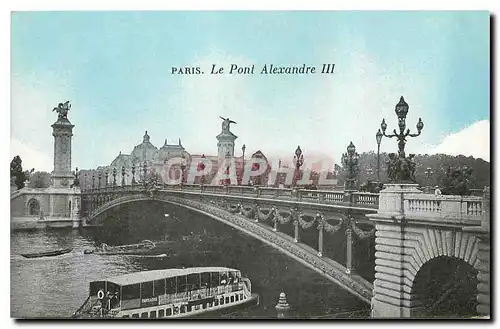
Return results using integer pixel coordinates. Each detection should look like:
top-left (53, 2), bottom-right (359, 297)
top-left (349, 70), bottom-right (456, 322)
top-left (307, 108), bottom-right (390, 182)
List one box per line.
top-left (104, 267), bottom-right (239, 286)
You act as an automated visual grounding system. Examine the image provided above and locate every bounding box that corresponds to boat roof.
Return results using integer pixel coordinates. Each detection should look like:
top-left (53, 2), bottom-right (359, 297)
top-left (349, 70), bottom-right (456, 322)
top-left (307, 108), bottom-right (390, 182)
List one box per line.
top-left (104, 267), bottom-right (239, 286)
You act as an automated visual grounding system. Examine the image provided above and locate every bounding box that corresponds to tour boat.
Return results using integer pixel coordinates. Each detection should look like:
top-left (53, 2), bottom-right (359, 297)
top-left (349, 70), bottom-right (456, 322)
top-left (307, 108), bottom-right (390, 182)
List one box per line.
top-left (73, 267), bottom-right (259, 319)
top-left (21, 248), bottom-right (73, 259)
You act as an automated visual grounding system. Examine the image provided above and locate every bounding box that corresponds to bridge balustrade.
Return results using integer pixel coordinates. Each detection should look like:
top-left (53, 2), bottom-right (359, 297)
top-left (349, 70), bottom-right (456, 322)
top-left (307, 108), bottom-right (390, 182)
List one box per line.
top-left (352, 192), bottom-right (379, 205)
top-left (82, 183), bottom-right (380, 208)
top-left (404, 193), bottom-right (484, 223)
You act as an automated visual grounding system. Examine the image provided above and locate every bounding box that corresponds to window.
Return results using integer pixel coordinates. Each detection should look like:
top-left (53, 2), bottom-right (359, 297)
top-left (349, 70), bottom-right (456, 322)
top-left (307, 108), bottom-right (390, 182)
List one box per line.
top-left (210, 272), bottom-right (219, 287)
top-left (166, 308), bottom-right (172, 316)
top-left (240, 293), bottom-right (243, 300)
top-left (28, 199), bottom-right (40, 216)
top-left (220, 297), bottom-right (224, 305)
top-left (201, 272), bottom-right (210, 288)
top-left (122, 284), bottom-right (140, 300)
top-left (122, 315), bottom-right (129, 318)
top-left (231, 296), bottom-right (234, 303)
top-left (141, 312), bottom-right (148, 318)
top-left (132, 313), bottom-right (139, 318)
top-left (236, 295), bottom-right (239, 302)
top-left (229, 272), bottom-right (238, 284)
top-left (154, 279), bottom-right (165, 296)
top-left (214, 299), bottom-right (219, 306)
top-left (220, 272), bottom-right (228, 285)
top-left (166, 277), bottom-right (177, 294)
top-left (150, 310), bottom-right (157, 318)
top-left (180, 305), bottom-right (186, 314)
top-left (158, 309), bottom-right (164, 318)
top-left (177, 275), bottom-right (188, 293)
top-left (68, 200), bottom-right (72, 215)
top-left (187, 273), bottom-right (200, 290)
top-left (141, 281), bottom-right (154, 299)
top-left (203, 303), bottom-right (207, 309)
top-left (187, 305), bottom-right (192, 312)
top-left (225, 297), bottom-right (229, 304)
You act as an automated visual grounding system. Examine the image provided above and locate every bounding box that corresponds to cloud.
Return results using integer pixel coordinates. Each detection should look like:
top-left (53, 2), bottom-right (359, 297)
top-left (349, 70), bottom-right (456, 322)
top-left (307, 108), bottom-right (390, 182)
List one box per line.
top-left (421, 120), bottom-right (490, 161)
top-left (10, 138), bottom-right (52, 172)
top-left (11, 72), bottom-right (73, 170)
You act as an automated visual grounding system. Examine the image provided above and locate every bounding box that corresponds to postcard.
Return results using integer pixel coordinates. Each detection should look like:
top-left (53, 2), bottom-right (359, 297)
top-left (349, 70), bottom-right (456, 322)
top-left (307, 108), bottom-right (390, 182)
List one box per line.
top-left (10, 11), bottom-right (490, 319)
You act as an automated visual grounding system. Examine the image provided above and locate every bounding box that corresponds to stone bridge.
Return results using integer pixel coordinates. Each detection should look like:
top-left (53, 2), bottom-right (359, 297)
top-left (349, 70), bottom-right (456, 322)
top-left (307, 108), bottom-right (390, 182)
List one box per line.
top-left (81, 184), bottom-right (380, 304)
top-left (80, 183), bottom-right (490, 318)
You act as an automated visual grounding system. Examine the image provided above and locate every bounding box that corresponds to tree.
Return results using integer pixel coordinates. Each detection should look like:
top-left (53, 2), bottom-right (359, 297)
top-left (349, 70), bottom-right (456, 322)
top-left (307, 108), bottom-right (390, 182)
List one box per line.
top-left (10, 156), bottom-right (33, 190)
top-left (28, 171), bottom-right (52, 188)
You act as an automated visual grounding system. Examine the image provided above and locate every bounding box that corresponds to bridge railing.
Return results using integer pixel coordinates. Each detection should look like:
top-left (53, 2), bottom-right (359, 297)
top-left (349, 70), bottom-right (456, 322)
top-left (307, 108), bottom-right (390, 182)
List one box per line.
top-left (404, 193), bottom-right (484, 223)
top-left (82, 183), bottom-right (380, 208)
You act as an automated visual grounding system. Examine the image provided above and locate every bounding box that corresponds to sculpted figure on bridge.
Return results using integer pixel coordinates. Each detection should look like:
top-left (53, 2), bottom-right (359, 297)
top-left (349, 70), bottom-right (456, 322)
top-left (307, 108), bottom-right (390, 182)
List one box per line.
top-left (53, 101), bottom-right (71, 120)
top-left (219, 116), bottom-right (237, 133)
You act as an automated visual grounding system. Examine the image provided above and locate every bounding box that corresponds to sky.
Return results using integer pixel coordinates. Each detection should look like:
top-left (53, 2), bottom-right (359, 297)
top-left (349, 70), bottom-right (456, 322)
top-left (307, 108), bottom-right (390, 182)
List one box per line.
top-left (10, 11), bottom-right (490, 171)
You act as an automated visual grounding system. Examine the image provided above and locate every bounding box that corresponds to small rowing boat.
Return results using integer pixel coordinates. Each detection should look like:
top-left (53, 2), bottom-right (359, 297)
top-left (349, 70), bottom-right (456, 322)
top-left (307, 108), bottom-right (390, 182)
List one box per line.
top-left (21, 248), bottom-right (73, 259)
top-left (84, 240), bottom-right (157, 255)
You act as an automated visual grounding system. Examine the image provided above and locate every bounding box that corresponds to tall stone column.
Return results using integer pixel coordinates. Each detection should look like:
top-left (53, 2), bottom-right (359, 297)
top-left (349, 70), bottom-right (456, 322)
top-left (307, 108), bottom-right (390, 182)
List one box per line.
top-left (51, 106), bottom-right (75, 188)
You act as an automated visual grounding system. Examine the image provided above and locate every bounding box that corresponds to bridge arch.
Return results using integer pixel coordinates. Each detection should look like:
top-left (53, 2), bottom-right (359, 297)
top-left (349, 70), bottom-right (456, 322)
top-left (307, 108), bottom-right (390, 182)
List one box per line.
top-left (411, 255), bottom-right (478, 316)
top-left (403, 228), bottom-right (480, 317)
top-left (86, 193), bottom-right (373, 304)
top-left (373, 224), bottom-right (481, 317)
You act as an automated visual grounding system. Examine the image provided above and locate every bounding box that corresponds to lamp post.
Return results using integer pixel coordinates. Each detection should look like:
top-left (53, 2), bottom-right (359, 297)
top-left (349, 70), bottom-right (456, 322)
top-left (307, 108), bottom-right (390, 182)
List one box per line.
top-left (242, 144), bottom-right (246, 185)
top-left (293, 146), bottom-right (304, 187)
top-left (380, 96), bottom-right (424, 182)
top-left (376, 129), bottom-right (383, 182)
top-left (197, 154), bottom-right (206, 185)
top-left (380, 96), bottom-right (424, 159)
top-left (180, 154), bottom-right (187, 185)
top-left (341, 142), bottom-right (360, 191)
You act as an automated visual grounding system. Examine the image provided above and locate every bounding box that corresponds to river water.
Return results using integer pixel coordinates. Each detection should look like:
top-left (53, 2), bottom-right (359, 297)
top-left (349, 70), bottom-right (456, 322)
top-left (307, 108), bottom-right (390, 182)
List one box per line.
top-left (11, 201), bottom-right (370, 319)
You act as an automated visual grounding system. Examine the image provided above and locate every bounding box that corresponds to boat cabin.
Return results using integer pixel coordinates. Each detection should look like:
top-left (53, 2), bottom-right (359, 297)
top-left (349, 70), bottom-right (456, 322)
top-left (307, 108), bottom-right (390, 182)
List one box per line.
top-left (83, 267), bottom-right (248, 318)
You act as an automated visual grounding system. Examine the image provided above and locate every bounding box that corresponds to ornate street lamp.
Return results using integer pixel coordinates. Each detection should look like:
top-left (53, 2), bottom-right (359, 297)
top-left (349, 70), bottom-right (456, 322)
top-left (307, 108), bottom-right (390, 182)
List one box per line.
top-left (197, 154), bottom-right (206, 185)
top-left (180, 154), bottom-right (187, 185)
top-left (376, 129), bottom-right (383, 182)
top-left (242, 144), bottom-right (246, 165)
top-left (293, 146), bottom-right (304, 187)
top-left (241, 144), bottom-right (246, 185)
top-left (341, 142), bottom-right (360, 191)
top-left (380, 96), bottom-right (424, 182)
top-left (380, 96), bottom-right (423, 159)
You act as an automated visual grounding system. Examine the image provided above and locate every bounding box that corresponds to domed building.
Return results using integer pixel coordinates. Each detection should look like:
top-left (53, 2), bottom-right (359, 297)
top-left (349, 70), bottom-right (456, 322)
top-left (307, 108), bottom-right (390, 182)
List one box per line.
top-left (79, 131), bottom-right (191, 188)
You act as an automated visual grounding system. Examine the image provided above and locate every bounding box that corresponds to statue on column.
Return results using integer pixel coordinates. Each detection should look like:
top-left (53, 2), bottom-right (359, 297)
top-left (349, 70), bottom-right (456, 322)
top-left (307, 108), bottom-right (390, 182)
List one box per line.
top-left (53, 101), bottom-right (71, 120)
top-left (219, 116), bottom-right (237, 133)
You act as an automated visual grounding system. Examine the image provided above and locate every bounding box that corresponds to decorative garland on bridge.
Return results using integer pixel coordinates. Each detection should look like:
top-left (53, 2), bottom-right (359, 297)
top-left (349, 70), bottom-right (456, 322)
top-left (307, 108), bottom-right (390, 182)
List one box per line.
top-left (317, 213), bottom-right (343, 234)
top-left (239, 204), bottom-right (255, 218)
top-left (226, 203), bottom-right (241, 214)
top-left (298, 212), bottom-right (316, 229)
top-left (257, 207), bottom-right (275, 221)
top-left (274, 208), bottom-right (294, 224)
top-left (350, 221), bottom-right (376, 240)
